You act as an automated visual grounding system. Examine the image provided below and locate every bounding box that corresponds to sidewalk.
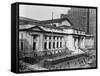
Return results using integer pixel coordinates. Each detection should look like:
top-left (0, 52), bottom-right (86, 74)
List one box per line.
top-left (28, 64), bottom-right (48, 70)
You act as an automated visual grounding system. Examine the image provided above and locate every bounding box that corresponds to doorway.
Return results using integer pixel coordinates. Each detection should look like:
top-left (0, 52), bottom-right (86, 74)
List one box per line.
top-left (33, 42), bottom-right (36, 50)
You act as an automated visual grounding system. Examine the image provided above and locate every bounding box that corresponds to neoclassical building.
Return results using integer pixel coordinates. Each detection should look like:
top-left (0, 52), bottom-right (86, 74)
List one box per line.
top-left (19, 16), bottom-right (94, 58)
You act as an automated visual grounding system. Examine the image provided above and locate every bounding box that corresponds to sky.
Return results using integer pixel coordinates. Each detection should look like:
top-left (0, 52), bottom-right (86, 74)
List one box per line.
top-left (19, 5), bottom-right (71, 21)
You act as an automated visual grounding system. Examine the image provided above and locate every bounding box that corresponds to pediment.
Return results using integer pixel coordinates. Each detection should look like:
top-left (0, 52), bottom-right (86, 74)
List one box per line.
top-left (29, 26), bottom-right (45, 32)
top-left (61, 20), bottom-right (71, 26)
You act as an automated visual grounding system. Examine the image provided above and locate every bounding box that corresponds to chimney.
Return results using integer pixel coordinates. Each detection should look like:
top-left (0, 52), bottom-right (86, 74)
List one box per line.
top-left (60, 14), bottom-right (67, 19)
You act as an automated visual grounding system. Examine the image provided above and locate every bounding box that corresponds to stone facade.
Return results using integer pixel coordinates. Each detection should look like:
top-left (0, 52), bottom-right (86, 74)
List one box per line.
top-left (19, 17), bottom-right (94, 57)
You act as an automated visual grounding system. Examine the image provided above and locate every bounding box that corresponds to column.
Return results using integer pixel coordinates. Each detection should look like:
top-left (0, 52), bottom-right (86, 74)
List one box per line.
top-left (66, 35), bottom-right (75, 51)
top-left (51, 36), bottom-right (53, 50)
top-left (83, 37), bottom-right (85, 48)
top-left (89, 37), bottom-right (94, 48)
top-left (78, 38), bottom-right (81, 49)
top-left (36, 35), bottom-right (39, 51)
top-left (79, 38), bottom-right (82, 49)
top-left (47, 36), bottom-right (49, 50)
top-left (58, 37), bottom-right (60, 48)
top-left (64, 36), bottom-right (67, 49)
top-left (62, 37), bottom-right (64, 48)
top-left (39, 34), bottom-right (43, 51)
top-left (80, 37), bottom-right (85, 49)
top-left (91, 37), bottom-right (94, 48)
top-left (85, 37), bottom-right (87, 48)
top-left (75, 38), bottom-right (78, 49)
top-left (55, 37), bottom-right (57, 49)
top-left (78, 37), bottom-right (80, 49)
top-left (72, 36), bottom-right (75, 50)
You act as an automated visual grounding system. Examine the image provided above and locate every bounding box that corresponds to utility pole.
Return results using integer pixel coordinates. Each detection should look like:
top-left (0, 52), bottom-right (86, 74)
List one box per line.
top-left (51, 12), bottom-right (54, 35)
top-left (52, 12), bottom-right (54, 26)
top-left (51, 12), bottom-right (54, 51)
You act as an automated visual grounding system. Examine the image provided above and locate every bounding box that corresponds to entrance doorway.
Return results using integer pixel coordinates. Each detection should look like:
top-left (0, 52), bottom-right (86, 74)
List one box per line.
top-left (33, 42), bottom-right (36, 50)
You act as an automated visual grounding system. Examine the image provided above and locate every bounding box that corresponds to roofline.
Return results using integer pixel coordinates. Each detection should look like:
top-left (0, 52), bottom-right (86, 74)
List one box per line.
top-left (40, 17), bottom-right (73, 26)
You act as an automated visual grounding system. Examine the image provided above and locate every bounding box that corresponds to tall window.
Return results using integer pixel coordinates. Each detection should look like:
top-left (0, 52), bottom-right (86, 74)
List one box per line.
top-left (44, 35), bottom-right (47, 50)
top-left (49, 36), bottom-right (51, 40)
top-left (44, 42), bottom-right (47, 49)
top-left (57, 37), bottom-right (59, 48)
top-left (78, 38), bottom-right (81, 49)
top-left (33, 35), bottom-right (37, 39)
top-left (44, 35), bottom-right (47, 40)
top-left (53, 37), bottom-right (55, 49)
top-left (57, 42), bottom-right (59, 48)
top-left (74, 38), bottom-right (77, 49)
top-left (21, 39), bottom-right (23, 51)
top-left (21, 33), bottom-right (24, 51)
top-left (60, 37), bottom-right (62, 48)
top-left (53, 42), bottom-right (55, 49)
top-left (48, 36), bottom-right (51, 49)
top-left (49, 42), bottom-right (51, 49)
top-left (60, 42), bottom-right (62, 48)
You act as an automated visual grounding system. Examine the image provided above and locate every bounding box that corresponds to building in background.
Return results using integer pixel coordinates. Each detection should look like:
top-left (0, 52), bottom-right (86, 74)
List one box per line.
top-left (65, 8), bottom-right (96, 50)
top-left (64, 8), bottom-right (88, 32)
top-left (89, 9), bottom-right (96, 49)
